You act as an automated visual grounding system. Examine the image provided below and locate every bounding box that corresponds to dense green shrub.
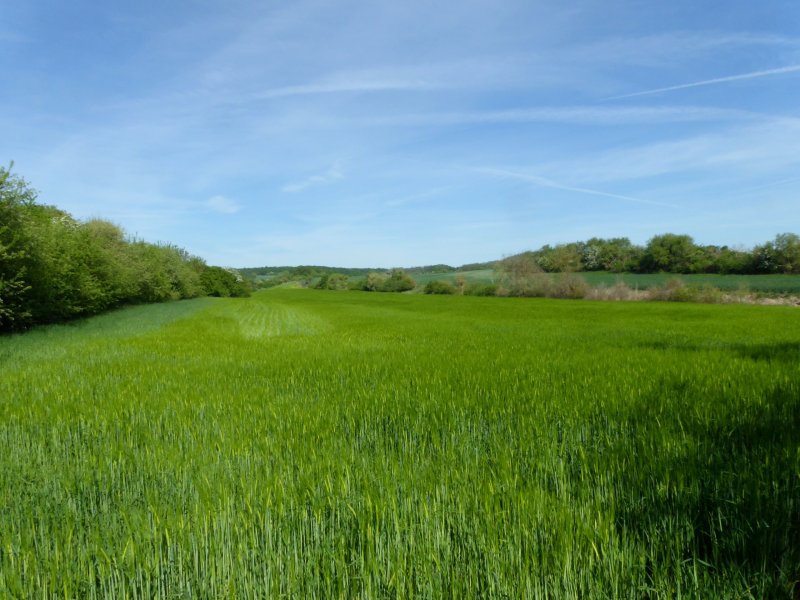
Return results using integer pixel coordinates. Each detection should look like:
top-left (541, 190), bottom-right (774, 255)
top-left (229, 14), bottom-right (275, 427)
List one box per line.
top-left (355, 269), bottom-right (416, 292)
top-left (582, 237), bottom-right (642, 272)
top-left (381, 269), bottom-right (416, 292)
top-left (348, 278), bottom-right (367, 291)
top-left (200, 266), bottom-right (251, 297)
top-left (315, 273), bottom-right (349, 290)
top-left (0, 168), bottom-right (35, 329)
top-left (464, 283), bottom-right (497, 296)
top-left (752, 233), bottom-right (800, 274)
top-left (423, 280), bottom-right (456, 295)
top-left (0, 165), bottom-right (236, 332)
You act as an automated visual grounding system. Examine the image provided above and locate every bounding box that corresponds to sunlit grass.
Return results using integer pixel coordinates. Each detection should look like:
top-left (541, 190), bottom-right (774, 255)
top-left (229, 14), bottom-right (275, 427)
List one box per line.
top-left (1, 290), bottom-right (798, 598)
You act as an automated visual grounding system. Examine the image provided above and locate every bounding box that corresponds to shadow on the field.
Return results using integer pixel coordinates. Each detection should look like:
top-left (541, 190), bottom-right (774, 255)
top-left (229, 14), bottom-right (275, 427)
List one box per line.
top-left (638, 340), bottom-right (800, 365)
top-left (731, 341), bottom-right (800, 364)
top-left (613, 380), bottom-right (800, 596)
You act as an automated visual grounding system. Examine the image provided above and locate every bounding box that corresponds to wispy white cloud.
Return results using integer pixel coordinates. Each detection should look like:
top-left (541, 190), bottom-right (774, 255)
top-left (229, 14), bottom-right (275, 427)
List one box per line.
top-left (607, 64), bottom-right (800, 100)
top-left (255, 79), bottom-right (431, 99)
top-left (534, 119), bottom-right (800, 185)
top-left (282, 163), bottom-right (344, 193)
top-left (362, 105), bottom-right (759, 128)
top-left (476, 168), bottom-right (679, 208)
top-left (205, 195), bottom-right (241, 214)
top-left (735, 176), bottom-right (800, 194)
top-left (573, 32), bottom-right (800, 69)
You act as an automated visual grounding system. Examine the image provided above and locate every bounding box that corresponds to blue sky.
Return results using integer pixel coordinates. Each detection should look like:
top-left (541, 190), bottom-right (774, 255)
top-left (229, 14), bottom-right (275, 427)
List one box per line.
top-left (2, 0), bottom-right (799, 267)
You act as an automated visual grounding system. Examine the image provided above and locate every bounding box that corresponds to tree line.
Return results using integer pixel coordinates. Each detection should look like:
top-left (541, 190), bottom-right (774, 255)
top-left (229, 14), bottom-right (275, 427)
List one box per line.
top-left (247, 234), bottom-right (800, 292)
top-left (1, 166), bottom-right (249, 332)
top-left (524, 233), bottom-right (800, 275)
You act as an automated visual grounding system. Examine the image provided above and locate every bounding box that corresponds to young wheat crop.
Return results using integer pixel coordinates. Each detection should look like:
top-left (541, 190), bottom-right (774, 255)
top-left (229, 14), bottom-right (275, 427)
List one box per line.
top-left (0, 290), bottom-right (798, 598)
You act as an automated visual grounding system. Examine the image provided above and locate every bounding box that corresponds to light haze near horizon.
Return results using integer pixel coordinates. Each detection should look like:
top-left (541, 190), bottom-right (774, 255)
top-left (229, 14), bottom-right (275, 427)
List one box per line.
top-left (2, 0), bottom-right (799, 267)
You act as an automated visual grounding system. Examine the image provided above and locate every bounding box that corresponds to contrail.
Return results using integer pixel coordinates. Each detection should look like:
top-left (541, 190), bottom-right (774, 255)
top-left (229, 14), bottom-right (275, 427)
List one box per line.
top-left (607, 64), bottom-right (800, 100)
top-left (477, 168), bottom-right (679, 208)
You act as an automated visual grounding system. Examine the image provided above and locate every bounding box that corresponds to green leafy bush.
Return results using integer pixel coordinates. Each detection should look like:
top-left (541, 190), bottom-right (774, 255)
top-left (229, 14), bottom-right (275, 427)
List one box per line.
top-left (201, 266), bottom-right (251, 297)
top-left (315, 273), bottom-right (349, 290)
top-left (355, 269), bottom-right (416, 293)
top-left (0, 165), bottom-right (226, 331)
top-left (423, 280), bottom-right (456, 295)
top-left (464, 283), bottom-right (497, 296)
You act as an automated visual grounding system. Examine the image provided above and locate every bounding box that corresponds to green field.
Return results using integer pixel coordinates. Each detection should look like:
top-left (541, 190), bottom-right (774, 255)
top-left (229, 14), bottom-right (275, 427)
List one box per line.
top-left (412, 269), bottom-right (800, 294)
top-left (1, 290), bottom-right (798, 598)
top-left (410, 269), bottom-right (497, 287)
top-left (578, 272), bottom-right (800, 293)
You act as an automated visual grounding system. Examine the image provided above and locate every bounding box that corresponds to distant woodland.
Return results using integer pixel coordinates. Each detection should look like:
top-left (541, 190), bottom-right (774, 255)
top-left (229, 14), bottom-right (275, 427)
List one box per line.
top-left (244, 233), bottom-right (800, 288)
top-left (502, 233), bottom-right (800, 275)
